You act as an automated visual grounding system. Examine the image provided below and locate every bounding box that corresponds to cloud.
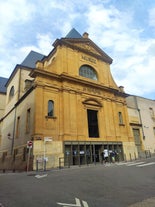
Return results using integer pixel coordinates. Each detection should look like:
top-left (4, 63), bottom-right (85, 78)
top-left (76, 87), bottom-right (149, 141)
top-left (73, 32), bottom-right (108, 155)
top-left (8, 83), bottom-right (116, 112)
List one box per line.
top-left (148, 7), bottom-right (155, 28)
top-left (112, 37), bottom-right (155, 96)
top-left (0, 0), bottom-right (35, 43)
top-left (83, 2), bottom-right (155, 98)
top-left (0, 0), bottom-right (155, 99)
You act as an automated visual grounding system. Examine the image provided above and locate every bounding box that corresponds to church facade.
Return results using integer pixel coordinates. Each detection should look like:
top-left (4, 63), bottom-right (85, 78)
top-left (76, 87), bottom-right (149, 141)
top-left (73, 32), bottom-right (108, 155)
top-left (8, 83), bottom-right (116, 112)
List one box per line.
top-left (0, 29), bottom-right (137, 170)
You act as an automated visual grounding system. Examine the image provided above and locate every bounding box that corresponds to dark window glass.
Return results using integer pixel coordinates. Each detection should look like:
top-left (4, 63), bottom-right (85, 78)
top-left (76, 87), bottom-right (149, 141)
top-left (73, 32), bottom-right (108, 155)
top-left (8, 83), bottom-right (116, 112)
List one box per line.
top-left (79, 65), bottom-right (97, 80)
top-left (118, 112), bottom-right (123, 124)
top-left (9, 86), bottom-right (15, 100)
top-left (48, 100), bottom-right (54, 116)
top-left (26, 108), bottom-right (31, 133)
top-left (87, 109), bottom-right (99, 138)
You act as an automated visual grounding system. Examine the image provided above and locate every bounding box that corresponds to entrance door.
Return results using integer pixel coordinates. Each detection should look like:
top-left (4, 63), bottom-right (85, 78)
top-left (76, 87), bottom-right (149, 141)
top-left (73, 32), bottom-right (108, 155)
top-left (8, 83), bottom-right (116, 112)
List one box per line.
top-left (133, 128), bottom-right (142, 154)
top-left (91, 145), bottom-right (102, 163)
top-left (87, 109), bottom-right (99, 138)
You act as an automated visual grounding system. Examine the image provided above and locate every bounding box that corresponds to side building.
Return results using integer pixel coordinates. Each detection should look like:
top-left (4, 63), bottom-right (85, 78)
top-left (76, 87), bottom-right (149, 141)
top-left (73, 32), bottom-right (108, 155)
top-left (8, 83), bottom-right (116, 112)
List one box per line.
top-left (0, 51), bottom-right (44, 170)
top-left (126, 95), bottom-right (155, 157)
top-left (0, 29), bottom-right (137, 171)
top-left (0, 77), bottom-right (8, 150)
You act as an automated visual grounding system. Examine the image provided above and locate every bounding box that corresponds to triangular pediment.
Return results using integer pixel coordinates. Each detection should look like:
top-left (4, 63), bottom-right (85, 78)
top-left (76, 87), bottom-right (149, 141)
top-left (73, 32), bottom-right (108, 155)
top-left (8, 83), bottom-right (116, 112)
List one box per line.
top-left (53, 37), bottom-right (113, 64)
top-left (82, 98), bottom-right (102, 107)
top-left (72, 41), bottom-right (101, 56)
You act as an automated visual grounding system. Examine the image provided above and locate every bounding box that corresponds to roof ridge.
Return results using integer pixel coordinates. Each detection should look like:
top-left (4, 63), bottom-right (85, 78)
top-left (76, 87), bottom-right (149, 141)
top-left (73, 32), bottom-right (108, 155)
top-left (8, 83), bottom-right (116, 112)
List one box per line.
top-left (65, 28), bottom-right (82, 38)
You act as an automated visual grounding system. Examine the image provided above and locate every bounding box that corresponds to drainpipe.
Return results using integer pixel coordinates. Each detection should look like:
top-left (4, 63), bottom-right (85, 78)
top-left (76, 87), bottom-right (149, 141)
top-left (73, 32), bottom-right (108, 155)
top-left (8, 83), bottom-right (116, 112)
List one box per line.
top-left (11, 105), bottom-right (17, 155)
top-left (11, 68), bottom-right (21, 154)
top-left (18, 69), bottom-right (21, 100)
top-left (134, 96), bottom-right (145, 140)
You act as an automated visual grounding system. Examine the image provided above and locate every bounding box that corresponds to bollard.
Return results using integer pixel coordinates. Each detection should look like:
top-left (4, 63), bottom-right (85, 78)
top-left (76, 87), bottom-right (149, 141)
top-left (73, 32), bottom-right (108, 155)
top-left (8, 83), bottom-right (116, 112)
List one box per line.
top-left (36, 160), bottom-right (38, 172)
top-left (44, 159), bottom-right (46, 171)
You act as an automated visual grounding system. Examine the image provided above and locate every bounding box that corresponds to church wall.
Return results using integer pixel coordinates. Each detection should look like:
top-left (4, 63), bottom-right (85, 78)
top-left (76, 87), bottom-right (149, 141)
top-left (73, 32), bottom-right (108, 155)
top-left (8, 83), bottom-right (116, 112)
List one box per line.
top-left (0, 90), bottom-right (35, 171)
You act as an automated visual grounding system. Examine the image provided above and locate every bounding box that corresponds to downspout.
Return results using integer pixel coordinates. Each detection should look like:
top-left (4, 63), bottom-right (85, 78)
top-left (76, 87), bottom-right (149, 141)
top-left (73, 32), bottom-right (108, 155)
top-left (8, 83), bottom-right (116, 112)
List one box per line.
top-left (134, 96), bottom-right (145, 140)
top-left (18, 69), bottom-right (21, 100)
top-left (11, 105), bottom-right (17, 155)
top-left (11, 69), bottom-right (21, 155)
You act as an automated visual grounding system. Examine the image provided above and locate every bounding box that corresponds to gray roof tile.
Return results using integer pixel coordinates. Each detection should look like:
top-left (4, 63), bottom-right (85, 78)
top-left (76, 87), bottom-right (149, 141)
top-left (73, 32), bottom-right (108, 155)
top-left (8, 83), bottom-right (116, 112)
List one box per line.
top-left (65, 28), bottom-right (82, 38)
top-left (0, 77), bottom-right (8, 93)
top-left (21, 50), bottom-right (45, 68)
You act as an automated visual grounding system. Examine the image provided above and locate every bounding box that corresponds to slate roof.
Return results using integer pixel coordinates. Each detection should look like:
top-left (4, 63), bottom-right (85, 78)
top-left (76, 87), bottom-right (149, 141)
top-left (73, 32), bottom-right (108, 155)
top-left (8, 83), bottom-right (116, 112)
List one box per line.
top-left (21, 50), bottom-right (45, 68)
top-left (65, 28), bottom-right (82, 38)
top-left (0, 77), bottom-right (8, 93)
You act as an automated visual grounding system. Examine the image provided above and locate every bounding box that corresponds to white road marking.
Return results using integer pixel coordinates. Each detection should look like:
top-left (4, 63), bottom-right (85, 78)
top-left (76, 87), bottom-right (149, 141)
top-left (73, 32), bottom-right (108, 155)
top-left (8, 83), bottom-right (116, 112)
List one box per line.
top-left (128, 196), bottom-right (155, 207)
top-left (82, 200), bottom-right (89, 207)
top-left (137, 162), bottom-right (155, 167)
top-left (116, 162), bottom-right (136, 166)
top-left (57, 198), bottom-right (89, 207)
top-left (35, 174), bottom-right (48, 178)
top-left (126, 162), bottom-right (145, 166)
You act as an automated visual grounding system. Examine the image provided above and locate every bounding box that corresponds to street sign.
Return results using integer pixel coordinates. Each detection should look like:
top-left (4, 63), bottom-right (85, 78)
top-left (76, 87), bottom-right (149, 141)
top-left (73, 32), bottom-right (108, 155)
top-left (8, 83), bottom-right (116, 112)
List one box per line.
top-left (27, 141), bottom-right (33, 148)
top-left (44, 137), bottom-right (52, 142)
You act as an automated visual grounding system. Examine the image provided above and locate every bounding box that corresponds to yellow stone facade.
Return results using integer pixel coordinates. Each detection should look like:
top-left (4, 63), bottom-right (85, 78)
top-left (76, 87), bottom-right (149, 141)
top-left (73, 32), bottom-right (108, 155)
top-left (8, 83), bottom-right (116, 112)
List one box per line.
top-left (31, 32), bottom-right (137, 169)
top-left (0, 30), bottom-right (138, 170)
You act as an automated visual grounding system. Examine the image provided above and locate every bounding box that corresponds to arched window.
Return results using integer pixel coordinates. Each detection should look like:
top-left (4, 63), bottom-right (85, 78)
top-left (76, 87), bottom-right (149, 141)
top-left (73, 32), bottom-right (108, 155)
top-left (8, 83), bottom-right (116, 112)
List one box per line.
top-left (79, 65), bottom-right (97, 80)
top-left (48, 100), bottom-right (54, 117)
top-left (9, 86), bottom-right (15, 100)
top-left (118, 112), bottom-right (123, 125)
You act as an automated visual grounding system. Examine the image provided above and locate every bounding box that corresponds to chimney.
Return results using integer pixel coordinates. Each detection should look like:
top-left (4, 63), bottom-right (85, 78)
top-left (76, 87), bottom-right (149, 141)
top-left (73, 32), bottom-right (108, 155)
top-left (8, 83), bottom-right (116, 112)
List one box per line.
top-left (119, 86), bottom-right (125, 93)
top-left (83, 32), bottom-right (89, 38)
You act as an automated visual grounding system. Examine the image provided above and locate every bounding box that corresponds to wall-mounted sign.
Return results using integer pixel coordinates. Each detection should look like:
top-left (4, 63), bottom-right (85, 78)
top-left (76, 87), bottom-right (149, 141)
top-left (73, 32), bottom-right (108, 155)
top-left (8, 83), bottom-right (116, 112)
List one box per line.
top-left (81, 55), bottom-right (96, 64)
top-left (83, 87), bottom-right (101, 95)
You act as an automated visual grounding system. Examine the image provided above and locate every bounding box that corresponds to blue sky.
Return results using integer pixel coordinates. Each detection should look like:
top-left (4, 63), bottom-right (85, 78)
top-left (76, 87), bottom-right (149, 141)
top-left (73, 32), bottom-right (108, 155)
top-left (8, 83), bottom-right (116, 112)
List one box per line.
top-left (1, 0), bottom-right (155, 99)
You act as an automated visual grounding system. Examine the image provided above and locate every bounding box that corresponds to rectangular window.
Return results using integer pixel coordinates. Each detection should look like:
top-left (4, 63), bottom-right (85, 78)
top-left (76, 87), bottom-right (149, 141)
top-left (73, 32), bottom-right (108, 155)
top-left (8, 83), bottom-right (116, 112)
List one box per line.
top-left (149, 107), bottom-right (155, 121)
top-left (2, 152), bottom-right (7, 162)
top-left (13, 149), bottom-right (18, 161)
top-left (133, 128), bottom-right (141, 145)
top-left (149, 107), bottom-right (154, 117)
top-left (16, 116), bottom-right (20, 138)
top-left (87, 109), bottom-right (99, 138)
top-left (24, 79), bottom-right (33, 91)
top-left (153, 127), bottom-right (155, 136)
top-left (26, 108), bottom-right (31, 133)
top-left (118, 112), bottom-right (123, 125)
top-left (23, 147), bottom-right (27, 161)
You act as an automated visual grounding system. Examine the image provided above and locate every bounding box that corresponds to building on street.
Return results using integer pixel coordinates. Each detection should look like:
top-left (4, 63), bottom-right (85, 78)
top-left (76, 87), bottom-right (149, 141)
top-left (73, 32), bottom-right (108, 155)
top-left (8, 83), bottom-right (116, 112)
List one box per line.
top-left (126, 95), bottom-right (155, 157)
top-left (0, 29), bottom-right (137, 170)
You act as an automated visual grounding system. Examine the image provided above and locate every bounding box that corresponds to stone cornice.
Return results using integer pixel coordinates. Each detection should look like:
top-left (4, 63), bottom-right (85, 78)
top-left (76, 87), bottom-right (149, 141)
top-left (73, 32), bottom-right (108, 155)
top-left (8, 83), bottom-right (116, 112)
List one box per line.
top-left (30, 69), bottom-right (128, 98)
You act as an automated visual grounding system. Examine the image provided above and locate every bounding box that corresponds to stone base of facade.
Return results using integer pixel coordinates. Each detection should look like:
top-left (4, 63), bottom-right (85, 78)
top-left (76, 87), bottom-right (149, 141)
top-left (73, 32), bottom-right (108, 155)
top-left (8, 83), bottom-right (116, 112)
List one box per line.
top-left (123, 141), bottom-right (138, 161)
top-left (0, 140), bottom-right (139, 172)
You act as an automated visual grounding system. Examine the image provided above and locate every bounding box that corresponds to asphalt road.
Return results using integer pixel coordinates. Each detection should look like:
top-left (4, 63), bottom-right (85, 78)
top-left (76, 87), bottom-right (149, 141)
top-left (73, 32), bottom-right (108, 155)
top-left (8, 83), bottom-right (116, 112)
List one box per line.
top-left (0, 157), bottom-right (155, 207)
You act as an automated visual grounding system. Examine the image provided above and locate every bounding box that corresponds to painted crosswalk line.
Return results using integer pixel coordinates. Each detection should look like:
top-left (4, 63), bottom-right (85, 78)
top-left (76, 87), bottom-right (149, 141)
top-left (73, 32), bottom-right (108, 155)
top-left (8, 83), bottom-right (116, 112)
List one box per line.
top-left (126, 162), bottom-right (145, 166)
top-left (115, 161), bottom-right (155, 168)
top-left (136, 162), bottom-right (155, 167)
top-left (35, 174), bottom-right (48, 179)
top-left (57, 198), bottom-right (89, 207)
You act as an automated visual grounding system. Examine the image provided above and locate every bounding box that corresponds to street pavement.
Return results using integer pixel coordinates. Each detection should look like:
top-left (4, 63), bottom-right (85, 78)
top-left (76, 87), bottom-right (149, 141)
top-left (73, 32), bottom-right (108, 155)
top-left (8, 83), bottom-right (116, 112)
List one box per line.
top-left (0, 157), bottom-right (155, 207)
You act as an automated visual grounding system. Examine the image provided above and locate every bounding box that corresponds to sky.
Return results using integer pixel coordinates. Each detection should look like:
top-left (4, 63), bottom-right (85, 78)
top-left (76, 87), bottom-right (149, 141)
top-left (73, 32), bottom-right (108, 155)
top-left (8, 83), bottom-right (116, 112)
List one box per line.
top-left (0, 0), bottom-right (155, 99)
